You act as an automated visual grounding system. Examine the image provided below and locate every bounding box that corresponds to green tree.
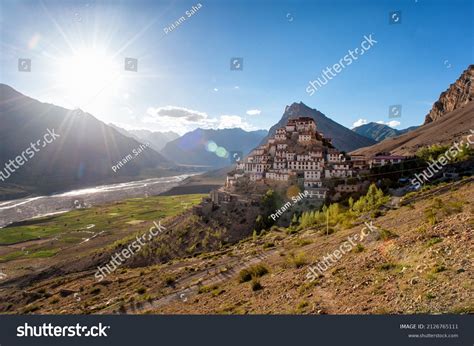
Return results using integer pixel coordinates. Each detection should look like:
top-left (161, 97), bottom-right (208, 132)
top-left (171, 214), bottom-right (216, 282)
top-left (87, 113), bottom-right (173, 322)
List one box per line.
top-left (255, 215), bottom-right (265, 234)
top-left (352, 183), bottom-right (389, 214)
top-left (291, 213), bottom-right (299, 226)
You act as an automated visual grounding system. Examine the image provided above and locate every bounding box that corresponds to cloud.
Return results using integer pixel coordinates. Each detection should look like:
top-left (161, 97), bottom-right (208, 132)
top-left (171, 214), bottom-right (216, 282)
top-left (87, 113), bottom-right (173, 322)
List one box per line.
top-left (246, 109), bottom-right (261, 116)
top-left (352, 118), bottom-right (368, 128)
top-left (376, 120), bottom-right (401, 127)
top-left (143, 106), bottom-right (257, 134)
top-left (144, 106), bottom-right (216, 134)
top-left (146, 106), bottom-right (209, 122)
top-left (218, 115), bottom-right (257, 131)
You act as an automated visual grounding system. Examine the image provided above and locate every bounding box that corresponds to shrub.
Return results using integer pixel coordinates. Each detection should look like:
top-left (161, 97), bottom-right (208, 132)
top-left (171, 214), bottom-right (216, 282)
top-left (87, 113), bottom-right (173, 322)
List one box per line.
top-left (426, 237), bottom-right (442, 247)
top-left (136, 287), bottom-right (146, 295)
top-left (252, 229), bottom-right (258, 240)
top-left (286, 228), bottom-right (299, 235)
top-left (251, 279), bottom-right (263, 291)
top-left (417, 144), bottom-right (473, 163)
top-left (286, 252), bottom-right (308, 268)
top-left (90, 287), bottom-right (101, 295)
top-left (212, 288), bottom-right (226, 296)
top-left (118, 304), bottom-right (126, 313)
top-left (432, 264), bottom-right (446, 273)
top-left (378, 263), bottom-right (398, 271)
top-left (294, 239), bottom-right (312, 247)
top-left (163, 276), bottom-right (175, 286)
top-left (238, 264), bottom-right (269, 283)
top-left (416, 144), bottom-right (450, 162)
top-left (263, 242), bottom-right (275, 249)
top-left (424, 198), bottom-right (464, 226)
top-left (353, 244), bottom-right (365, 253)
top-left (379, 228), bottom-right (398, 240)
top-left (424, 208), bottom-right (438, 225)
top-left (291, 213), bottom-right (299, 226)
top-left (297, 301), bottom-right (309, 312)
top-left (425, 292), bottom-right (436, 299)
top-left (198, 284), bottom-right (217, 294)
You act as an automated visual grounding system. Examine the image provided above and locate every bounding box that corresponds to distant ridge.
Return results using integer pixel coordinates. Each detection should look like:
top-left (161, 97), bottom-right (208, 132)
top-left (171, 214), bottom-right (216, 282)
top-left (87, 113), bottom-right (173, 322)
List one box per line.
top-left (161, 128), bottom-right (268, 169)
top-left (352, 122), bottom-right (418, 142)
top-left (109, 124), bottom-right (179, 151)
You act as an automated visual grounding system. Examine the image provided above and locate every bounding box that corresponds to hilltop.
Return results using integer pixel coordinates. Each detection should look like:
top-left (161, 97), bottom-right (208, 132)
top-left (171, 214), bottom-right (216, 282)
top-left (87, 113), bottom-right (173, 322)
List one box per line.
top-left (261, 103), bottom-right (376, 153)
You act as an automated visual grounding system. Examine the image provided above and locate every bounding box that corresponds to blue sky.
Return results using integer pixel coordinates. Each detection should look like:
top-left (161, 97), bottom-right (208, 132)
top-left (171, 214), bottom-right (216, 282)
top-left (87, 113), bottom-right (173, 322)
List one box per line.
top-left (1, 0), bottom-right (472, 134)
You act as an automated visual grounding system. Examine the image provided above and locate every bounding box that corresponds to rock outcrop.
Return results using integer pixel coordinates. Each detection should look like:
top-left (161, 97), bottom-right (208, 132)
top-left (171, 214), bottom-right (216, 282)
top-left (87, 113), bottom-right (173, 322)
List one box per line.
top-left (424, 65), bottom-right (474, 124)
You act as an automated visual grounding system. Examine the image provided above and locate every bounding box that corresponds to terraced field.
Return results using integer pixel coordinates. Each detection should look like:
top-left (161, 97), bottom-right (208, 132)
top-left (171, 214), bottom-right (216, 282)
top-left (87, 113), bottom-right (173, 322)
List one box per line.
top-left (0, 194), bottom-right (205, 278)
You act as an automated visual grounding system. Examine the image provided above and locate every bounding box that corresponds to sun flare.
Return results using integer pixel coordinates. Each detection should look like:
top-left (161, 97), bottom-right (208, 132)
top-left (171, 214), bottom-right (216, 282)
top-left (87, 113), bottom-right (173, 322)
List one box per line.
top-left (56, 49), bottom-right (122, 106)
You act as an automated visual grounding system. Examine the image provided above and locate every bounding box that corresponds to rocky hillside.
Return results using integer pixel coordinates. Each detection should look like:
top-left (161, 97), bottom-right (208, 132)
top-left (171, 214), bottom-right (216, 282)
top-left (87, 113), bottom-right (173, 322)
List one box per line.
top-left (153, 181), bottom-right (472, 314)
top-left (424, 65), bottom-right (473, 124)
top-left (0, 178), bottom-right (471, 315)
top-left (262, 102), bottom-right (376, 152)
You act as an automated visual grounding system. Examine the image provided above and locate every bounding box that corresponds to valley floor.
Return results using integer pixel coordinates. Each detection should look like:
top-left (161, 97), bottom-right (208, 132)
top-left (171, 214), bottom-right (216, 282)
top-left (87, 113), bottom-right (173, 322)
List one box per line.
top-left (0, 179), bottom-right (472, 315)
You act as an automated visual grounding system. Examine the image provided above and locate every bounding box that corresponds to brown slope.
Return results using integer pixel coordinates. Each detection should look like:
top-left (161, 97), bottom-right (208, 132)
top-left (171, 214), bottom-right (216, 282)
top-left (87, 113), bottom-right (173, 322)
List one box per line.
top-left (351, 101), bottom-right (474, 156)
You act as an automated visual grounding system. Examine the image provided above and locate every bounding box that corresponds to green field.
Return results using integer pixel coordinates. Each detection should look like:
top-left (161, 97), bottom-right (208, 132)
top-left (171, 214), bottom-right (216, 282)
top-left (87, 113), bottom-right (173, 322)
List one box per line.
top-left (0, 249), bottom-right (60, 263)
top-left (0, 194), bottom-right (205, 246)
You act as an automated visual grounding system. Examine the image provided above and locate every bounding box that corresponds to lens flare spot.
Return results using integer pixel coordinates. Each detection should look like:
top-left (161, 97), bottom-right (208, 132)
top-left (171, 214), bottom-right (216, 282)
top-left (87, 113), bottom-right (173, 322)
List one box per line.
top-left (28, 33), bottom-right (41, 50)
top-left (206, 141), bottom-right (218, 152)
top-left (215, 147), bottom-right (227, 158)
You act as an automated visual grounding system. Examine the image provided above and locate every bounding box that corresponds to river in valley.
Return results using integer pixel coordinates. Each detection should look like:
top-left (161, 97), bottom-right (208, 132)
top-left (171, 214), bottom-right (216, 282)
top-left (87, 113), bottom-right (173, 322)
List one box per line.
top-left (0, 174), bottom-right (196, 228)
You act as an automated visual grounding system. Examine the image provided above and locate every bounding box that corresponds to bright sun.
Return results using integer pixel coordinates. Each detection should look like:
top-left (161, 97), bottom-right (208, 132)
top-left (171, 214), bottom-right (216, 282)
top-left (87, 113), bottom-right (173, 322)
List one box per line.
top-left (57, 49), bottom-right (122, 107)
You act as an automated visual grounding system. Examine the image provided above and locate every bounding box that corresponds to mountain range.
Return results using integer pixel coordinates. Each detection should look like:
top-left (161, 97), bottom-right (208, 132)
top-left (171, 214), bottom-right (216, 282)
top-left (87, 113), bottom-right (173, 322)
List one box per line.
top-left (352, 122), bottom-right (419, 142)
top-left (1, 64), bottom-right (472, 198)
top-left (161, 128), bottom-right (268, 168)
top-left (109, 124), bottom-right (179, 152)
top-left (0, 84), bottom-right (173, 198)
